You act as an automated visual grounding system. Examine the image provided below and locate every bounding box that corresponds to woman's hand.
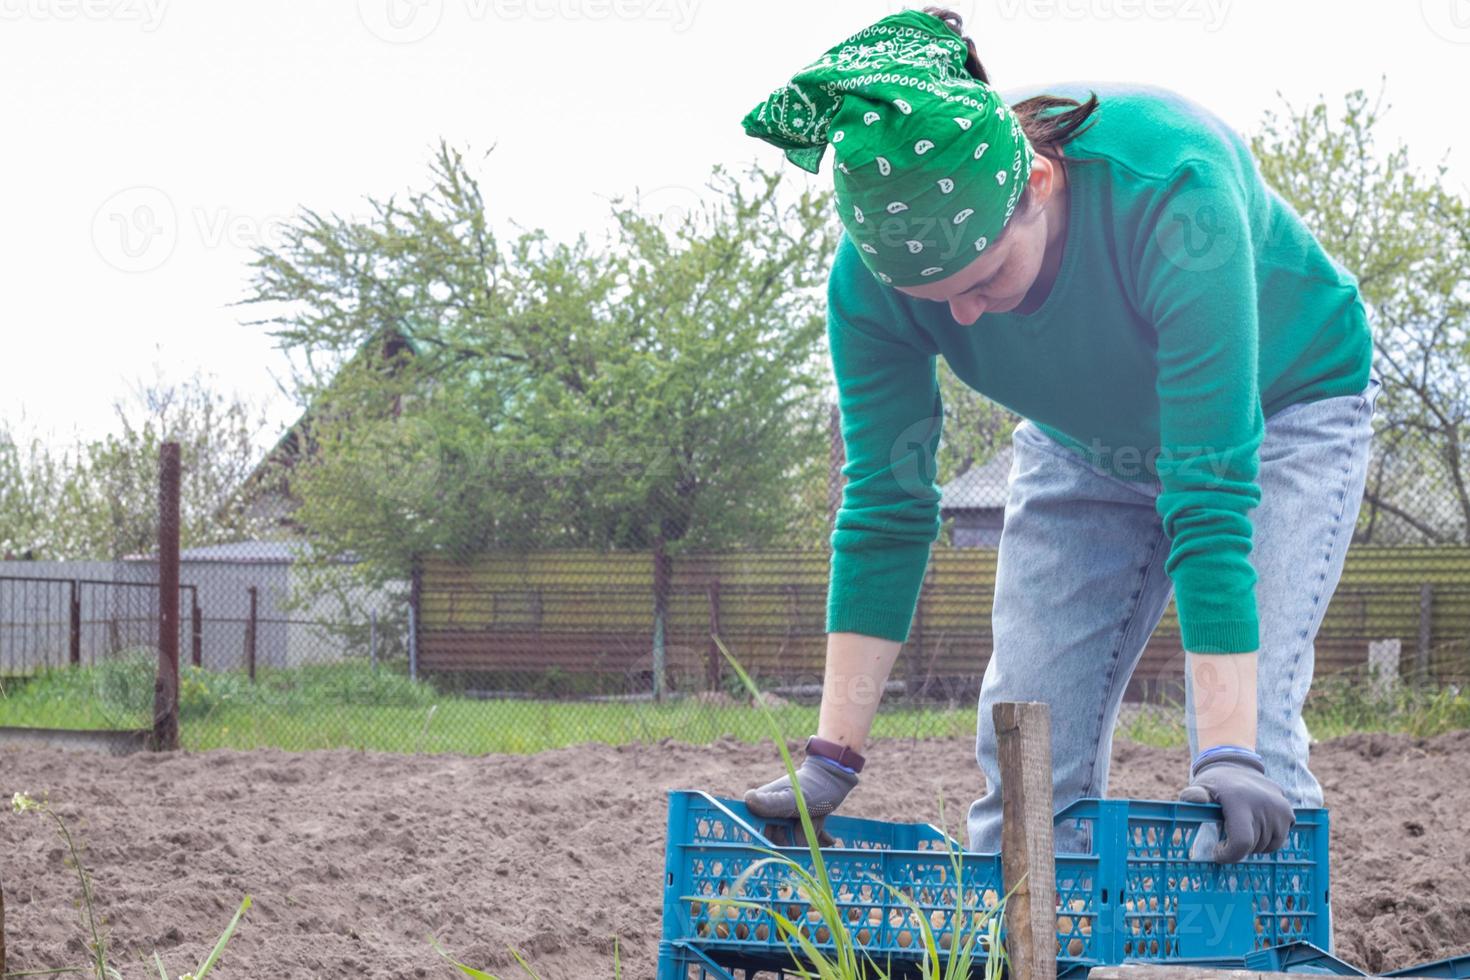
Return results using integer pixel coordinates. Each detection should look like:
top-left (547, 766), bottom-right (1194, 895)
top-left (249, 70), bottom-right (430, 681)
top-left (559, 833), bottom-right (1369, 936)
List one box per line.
top-left (1180, 746), bottom-right (1296, 862)
top-left (744, 754), bottom-right (860, 847)
top-left (742, 632), bottom-right (899, 846)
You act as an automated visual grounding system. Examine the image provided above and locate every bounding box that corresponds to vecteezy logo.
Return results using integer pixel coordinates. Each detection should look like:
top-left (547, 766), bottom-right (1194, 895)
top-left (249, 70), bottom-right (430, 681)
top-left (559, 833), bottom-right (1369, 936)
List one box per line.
top-left (91, 186), bottom-right (178, 273)
top-left (889, 415), bottom-right (944, 499)
top-left (358, 0), bottom-right (443, 43)
top-left (1152, 186), bottom-right (1239, 274)
top-left (636, 184), bottom-right (704, 238)
top-left (1422, 0), bottom-right (1470, 42)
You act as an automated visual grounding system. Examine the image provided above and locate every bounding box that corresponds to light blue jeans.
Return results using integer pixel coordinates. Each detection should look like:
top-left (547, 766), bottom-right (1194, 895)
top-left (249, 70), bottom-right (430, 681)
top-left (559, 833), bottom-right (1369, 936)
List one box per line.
top-left (967, 374), bottom-right (1383, 853)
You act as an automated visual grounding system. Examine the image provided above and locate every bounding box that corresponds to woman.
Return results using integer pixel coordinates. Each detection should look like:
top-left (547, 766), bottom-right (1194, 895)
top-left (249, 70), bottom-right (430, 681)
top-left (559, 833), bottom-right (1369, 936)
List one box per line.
top-left (739, 7), bottom-right (1379, 862)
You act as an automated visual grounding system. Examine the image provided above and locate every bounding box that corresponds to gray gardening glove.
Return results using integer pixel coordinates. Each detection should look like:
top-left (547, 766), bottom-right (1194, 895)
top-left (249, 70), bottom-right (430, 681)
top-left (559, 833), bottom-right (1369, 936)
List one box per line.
top-left (745, 755), bottom-right (859, 848)
top-left (1179, 746), bottom-right (1295, 864)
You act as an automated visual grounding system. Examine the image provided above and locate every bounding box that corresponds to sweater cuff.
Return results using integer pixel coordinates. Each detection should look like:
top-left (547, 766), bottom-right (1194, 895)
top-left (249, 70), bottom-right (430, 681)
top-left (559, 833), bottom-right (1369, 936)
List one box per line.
top-left (1180, 618), bottom-right (1259, 654)
top-left (826, 601), bottom-right (914, 643)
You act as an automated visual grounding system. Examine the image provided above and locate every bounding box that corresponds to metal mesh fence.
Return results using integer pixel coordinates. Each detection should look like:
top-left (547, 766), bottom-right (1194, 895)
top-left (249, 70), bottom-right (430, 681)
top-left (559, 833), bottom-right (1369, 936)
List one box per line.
top-left (1, 405), bottom-right (1468, 754)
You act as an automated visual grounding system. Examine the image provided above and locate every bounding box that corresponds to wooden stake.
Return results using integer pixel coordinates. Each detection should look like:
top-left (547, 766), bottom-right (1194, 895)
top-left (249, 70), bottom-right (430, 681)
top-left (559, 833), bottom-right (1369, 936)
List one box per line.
top-left (994, 700), bottom-right (1057, 980)
top-left (1, 871), bottom-right (7, 977)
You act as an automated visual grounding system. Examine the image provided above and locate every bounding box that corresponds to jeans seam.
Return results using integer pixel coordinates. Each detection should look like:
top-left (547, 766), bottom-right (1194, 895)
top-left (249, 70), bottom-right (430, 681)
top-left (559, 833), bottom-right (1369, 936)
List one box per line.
top-left (1278, 394), bottom-right (1370, 735)
top-left (1081, 524), bottom-right (1171, 799)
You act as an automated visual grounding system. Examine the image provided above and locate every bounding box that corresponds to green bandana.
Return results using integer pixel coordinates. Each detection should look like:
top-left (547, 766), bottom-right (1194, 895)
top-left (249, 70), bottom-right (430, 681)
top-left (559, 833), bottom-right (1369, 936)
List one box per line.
top-left (741, 10), bottom-right (1034, 287)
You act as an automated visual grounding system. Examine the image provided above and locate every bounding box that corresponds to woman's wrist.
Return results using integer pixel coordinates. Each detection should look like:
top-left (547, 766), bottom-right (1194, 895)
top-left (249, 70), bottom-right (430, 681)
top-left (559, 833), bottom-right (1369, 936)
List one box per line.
top-left (806, 735), bottom-right (866, 773)
top-left (1187, 650), bottom-right (1259, 752)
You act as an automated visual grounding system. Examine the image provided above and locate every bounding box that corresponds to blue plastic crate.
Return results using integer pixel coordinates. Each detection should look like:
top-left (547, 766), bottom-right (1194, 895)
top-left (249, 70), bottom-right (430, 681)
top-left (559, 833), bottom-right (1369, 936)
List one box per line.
top-left (658, 941), bottom-right (804, 980)
top-left (1385, 954), bottom-right (1470, 978)
top-left (1244, 941), bottom-right (1364, 975)
top-left (1079, 798), bottom-right (1332, 962)
top-left (659, 791), bottom-right (1331, 979)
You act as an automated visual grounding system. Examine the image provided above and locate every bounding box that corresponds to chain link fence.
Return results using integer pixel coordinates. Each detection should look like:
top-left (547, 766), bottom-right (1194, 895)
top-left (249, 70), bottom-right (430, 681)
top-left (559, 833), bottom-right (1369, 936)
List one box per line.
top-left (2, 398), bottom-right (1469, 754)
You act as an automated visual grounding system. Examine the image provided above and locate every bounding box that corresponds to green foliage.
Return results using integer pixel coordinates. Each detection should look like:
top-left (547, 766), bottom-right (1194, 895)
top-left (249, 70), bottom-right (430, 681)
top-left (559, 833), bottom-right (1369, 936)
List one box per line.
top-left (4, 656), bottom-right (1463, 756)
top-left (1, 655), bottom-right (437, 732)
top-left (0, 423), bottom-right (75, 561)
top-left (0, 658), bottom-right (977, 752)
top-left (1111, 674), bottom-right (1470, 749)
top-left (1114, 699), bottom-right (1189, 749)
top-left (0, 368), bottom-right (274, 561)
top-left (240, 144), bottom-right (839, 584)
top-left (1251, 85), bottom-right (1470, 543)
top-left (1304, 670), bottom-right (1470, 740)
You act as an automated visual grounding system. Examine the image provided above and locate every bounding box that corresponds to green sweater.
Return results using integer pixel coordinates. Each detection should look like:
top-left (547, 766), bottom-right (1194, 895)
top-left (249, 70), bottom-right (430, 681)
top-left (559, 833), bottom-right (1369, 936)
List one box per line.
top-left (826, 82), bottom-right (1373, 654)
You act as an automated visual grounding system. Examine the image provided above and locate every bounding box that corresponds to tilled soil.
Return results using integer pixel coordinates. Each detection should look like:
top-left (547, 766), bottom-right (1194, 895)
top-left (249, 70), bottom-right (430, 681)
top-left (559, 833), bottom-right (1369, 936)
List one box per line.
top-left (1, 730), bottom-right (1467, 978)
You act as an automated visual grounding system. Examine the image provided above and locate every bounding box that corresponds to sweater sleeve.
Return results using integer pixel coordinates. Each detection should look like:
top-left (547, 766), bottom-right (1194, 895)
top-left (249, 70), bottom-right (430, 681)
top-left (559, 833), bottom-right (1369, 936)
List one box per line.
top-left (826, 240), bottom-right (943, 643)
top-left (1136, 161), bottom-right (1265, 654)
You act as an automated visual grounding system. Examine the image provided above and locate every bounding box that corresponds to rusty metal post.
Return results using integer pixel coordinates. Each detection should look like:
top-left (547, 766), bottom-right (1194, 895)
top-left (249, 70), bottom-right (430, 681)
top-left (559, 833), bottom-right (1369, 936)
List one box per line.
top-left (245, 586), bottom-right (258, 683)
top-left (68, 579), bottom-right (81, 667)
top-left (1416, 583), bottom-right (1433, 682)
top-left (152, 441), bottom-right (181, 752)
top-left (409, 560), bottom-right (422, 681)
top-left (706, 579), bottom-right (722, 692)
top-left (1, 871), bottom-right (6, 978)
top-left (191, 590), bottom-right (203, 668)
top-left (651, 538), bottom-right (671, 702)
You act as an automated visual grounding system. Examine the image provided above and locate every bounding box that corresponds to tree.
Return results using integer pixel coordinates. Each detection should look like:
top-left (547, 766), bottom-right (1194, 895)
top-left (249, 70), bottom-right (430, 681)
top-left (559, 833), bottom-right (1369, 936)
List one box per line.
top-left (239, 143), bottom-right (839, 586)
top-left (0, 424), bottom-right (73, 559)
top-left (1251, 85), bottom-right (1470, 543)
top-left (0, 370), bottom-right (273, 561)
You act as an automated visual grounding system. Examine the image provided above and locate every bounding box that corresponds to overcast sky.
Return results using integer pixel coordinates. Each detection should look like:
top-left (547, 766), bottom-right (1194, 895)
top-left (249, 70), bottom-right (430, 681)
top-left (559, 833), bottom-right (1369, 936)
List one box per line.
top-left (3, 0), bottom-right (1467, 453)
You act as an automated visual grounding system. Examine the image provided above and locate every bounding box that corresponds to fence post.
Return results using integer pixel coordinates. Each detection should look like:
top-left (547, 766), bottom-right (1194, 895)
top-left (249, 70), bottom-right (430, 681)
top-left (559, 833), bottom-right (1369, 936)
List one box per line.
top-left (1367, 638), bottom-right (1402, 700)
top-left (68, 580), bottom-right (80, 668)
top-left (191, 591), bottom-right (202, 668)
top-left (651, 537), bottom-right (671, 702)
top-left (152, 441), bottom-right (181, 752)
top-left (409, 560), bottom-right (422, 681)
top-left (244, 586), bottom-right (258, 683)
top-left (995, 700), bottom-right (1057, 980)
top-left (706, 579), bottom-right (722, 692)
top-left (1416, 583), bottom-right (1433, 682)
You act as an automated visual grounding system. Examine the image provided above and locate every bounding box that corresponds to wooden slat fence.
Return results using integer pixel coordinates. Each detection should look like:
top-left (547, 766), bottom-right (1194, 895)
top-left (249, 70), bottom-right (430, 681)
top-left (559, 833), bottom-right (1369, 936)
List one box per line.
top-left (416, 546), bottom-right (1470, 692)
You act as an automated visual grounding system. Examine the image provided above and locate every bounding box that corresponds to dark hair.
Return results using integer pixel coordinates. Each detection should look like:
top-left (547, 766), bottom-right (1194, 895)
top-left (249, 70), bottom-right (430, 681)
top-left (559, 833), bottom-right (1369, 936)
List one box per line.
top-left (922, 5), bottom-right (1099, 157)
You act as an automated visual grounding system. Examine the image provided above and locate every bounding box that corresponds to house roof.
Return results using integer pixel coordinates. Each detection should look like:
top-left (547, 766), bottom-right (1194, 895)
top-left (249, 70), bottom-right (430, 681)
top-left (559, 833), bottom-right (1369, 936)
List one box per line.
top-left (939, 445), bottom-right (1013, 515)
top-left (123, 539), bottom-right (332, 565)
top-left (176, 540), bottom-right (315, 564)
top-left (233, 325), bottom-right (425, 515)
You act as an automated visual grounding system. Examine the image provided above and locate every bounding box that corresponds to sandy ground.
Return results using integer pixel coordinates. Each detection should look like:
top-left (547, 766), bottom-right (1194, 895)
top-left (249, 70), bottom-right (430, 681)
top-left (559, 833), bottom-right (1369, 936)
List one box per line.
top-left (1, 730), bottom-right (1467, 979)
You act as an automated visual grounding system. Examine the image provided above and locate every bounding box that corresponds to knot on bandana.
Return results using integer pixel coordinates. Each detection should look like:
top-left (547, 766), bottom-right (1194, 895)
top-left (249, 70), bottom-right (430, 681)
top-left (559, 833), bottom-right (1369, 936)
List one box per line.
top-left (741, 10), bottom-right (1034, 287)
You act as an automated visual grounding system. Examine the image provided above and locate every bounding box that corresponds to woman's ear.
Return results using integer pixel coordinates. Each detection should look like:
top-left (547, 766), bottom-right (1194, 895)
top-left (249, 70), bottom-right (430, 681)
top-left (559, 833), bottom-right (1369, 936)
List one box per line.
top-left (1010, 155), bottom-right (1058, 222)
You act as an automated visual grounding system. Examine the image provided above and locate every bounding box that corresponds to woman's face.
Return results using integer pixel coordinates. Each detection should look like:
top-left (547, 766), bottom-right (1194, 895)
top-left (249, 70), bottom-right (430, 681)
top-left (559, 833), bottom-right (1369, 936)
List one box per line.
top-left (895, 155), bottom-right (1061, 326)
